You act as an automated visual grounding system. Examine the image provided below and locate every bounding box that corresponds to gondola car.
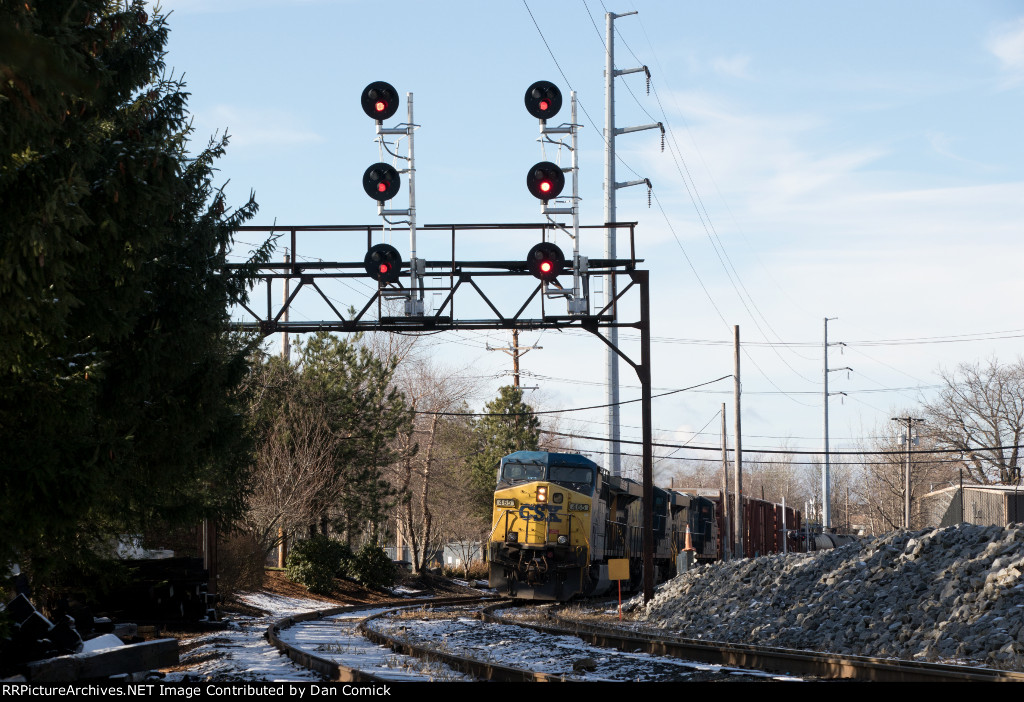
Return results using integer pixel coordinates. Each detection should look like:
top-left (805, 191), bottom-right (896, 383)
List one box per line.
top-left (487, 451), bottom-right (717, 600)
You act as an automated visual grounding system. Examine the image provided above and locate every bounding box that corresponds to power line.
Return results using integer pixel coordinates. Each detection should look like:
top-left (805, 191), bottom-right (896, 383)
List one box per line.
top-left (540, 427), bottom-right (1024, 459)
top-left (415, 375), bottom-right (732, 417)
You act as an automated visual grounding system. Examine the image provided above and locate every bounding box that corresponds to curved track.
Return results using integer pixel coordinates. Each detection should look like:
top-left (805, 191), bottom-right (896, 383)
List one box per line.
top-left (488, 602), bottom-right (1024, 683)
top-left (268, 597), bottom-right (1024, 683)
top-left (265, 597), bottom-right (493, 682)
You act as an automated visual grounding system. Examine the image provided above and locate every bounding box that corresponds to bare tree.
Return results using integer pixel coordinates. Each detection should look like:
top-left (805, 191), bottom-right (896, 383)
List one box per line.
top-left (243, 395), bottom-right (338, 560)
top-left (922, 357), bottom-right (1024, 485)
top-left (743, 447), bottom-right (808, 507)
top-left (663, 457), bottom-right (722, 490)
top-left (855, 418), bottom-right (955, 532)
top-left (392, 357), bottom-right (478, 573)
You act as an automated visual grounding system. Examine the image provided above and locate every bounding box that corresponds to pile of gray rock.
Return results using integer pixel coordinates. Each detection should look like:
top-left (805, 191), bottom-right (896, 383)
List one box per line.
top-left (630, 523), bottom-right (1024, 669)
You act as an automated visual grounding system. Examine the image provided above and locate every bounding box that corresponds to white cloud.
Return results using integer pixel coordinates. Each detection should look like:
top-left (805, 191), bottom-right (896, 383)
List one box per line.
top-left (204, 106), bottom-right (324, 148)
top-left (711, 54), bottom-right (752, 79)
top-left (988, 17), bottom-right (1024, 83)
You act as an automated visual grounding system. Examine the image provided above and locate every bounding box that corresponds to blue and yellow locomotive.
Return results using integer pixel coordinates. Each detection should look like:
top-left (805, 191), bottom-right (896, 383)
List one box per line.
top-left (487, 450), bottom-right (720, 600)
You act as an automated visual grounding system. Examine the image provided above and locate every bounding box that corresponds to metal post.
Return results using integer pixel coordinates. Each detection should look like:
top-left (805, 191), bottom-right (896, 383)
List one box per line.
top-left (892, 416), bottom-right (924, 528)
top-left (720, 403), bottom-right (731, 561)
top-left (512, 329), bottom-right (520, 388)
top-left (407, 92), bottom-right (419, 312)
top-left (604, 11), bottom-right (621, 477)
top-left (571, 92), bottom-right (582, 305)
top-left (637, 270), bottom-right (654, 602)
top-left (281, 251), bottom-right (290, 361)
top-left (823, 317), bottom-right (831, 529)
top-left (905, 425), bottom-right (912, 528)
top-left (782, 497), bottom-right (788, 554)
top-left (733, 325), bottom-right (743, 558)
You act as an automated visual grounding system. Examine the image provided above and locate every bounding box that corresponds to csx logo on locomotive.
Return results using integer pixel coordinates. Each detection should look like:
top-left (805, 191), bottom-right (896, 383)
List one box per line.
top-left (517, 503), bottom-right (562, 523)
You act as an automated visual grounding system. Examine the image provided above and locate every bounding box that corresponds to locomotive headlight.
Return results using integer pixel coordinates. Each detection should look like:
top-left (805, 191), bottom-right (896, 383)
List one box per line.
top-left (552, 492), bottom-right (563, 504)
top-left (507, 531), bottom-right (519, 543)
top-left (557, 535), bottom-right (568, 545)
top-left (536, 485), bottom-right (547, 503)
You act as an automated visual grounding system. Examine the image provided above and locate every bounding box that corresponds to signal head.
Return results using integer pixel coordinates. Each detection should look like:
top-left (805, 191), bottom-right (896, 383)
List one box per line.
top-left (364, 243), bottom-right (403, 284)
top-left (526, 241), bottom-right (566, 282)
top-left (526, 161), bottom-right (565, 202)
top-left (361, 81), bottom-right (399, 121)
top-left (525, 80), bottom-right (562, 120)
top-left (362, 163), bottom-right (401, 202)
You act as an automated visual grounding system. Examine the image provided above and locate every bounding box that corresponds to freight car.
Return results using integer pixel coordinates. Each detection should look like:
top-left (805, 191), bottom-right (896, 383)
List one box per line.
top-left (680, 488), bottom-right (803, 558)
top-left (487, 451), bottom-right (720, 600)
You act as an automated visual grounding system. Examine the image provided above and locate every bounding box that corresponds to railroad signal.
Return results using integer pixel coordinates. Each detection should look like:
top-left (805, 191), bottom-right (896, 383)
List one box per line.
top-left (526, 241), bottom-right (565, 282)
top-left (362, 163), bottom-right (401, 202)
top-left (524, 80), bottom-right (562, 121)
top-left (526, 161), bottom-right (565, 202)
top-left (361, 81), bottom-right (399, 122)
top-left (364, 243), bottom-right (402, 283)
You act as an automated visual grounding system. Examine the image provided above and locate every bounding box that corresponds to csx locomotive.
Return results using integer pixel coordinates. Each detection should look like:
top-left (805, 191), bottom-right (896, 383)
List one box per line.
top-left (487, 451), bottom-right (719, 600)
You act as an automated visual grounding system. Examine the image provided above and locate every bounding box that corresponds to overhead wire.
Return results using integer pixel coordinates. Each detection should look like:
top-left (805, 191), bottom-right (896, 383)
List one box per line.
top-left (416, 374), bottom-right (732, 417)
top-left (604, 7), bottom-right (821, 375)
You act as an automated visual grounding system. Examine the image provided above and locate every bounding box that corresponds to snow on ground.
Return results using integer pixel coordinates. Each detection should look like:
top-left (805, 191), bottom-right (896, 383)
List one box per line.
top-left (276, 609), bottom-right (474, 682)
top-left (365, 611), bottom-right (803, 682)
top-left (163, 592), bottom-right (329, 682)
top-left (163, 592), bottom-right (474, 682)
top-left (162, 588), bottom-right (800, 682)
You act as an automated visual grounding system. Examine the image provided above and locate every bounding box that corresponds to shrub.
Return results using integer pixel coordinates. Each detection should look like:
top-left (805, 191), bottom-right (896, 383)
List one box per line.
top-left (351, 544), bottom-right (396, 590)
top-left (442, 560), bottom-right (488, 581)
top-left (217, 532), bottom-right (264, 595)
top-left (285, 536), bottom-right (351, 595)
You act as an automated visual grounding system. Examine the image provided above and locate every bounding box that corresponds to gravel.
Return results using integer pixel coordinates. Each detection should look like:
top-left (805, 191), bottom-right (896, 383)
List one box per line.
top-left (626, 523), bottom-right (1024, 669)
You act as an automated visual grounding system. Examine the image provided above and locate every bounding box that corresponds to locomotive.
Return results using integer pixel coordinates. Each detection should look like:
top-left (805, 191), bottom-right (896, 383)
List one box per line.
top-left (486, 451), bottom-right (719, 600)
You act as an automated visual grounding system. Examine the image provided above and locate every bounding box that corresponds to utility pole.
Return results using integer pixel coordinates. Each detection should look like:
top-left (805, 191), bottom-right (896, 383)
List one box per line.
top-left (604, 9), bottom-right (662, 477)
top-left (733, 325), bottom-right (743, 558)
top-left (892, 416), bottom-right (925, 528)
top-left (720, 403), bottom-right (731, 561)
top-left (822, 317), bottom-right (850, 529)
top-left (486, 329), bottom-right (542, 388)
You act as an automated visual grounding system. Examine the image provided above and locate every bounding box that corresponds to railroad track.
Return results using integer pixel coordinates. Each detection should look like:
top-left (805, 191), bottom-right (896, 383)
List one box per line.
top-left (488, 602), bottom-right (1024, 683)
top-left (265, 596), bottom-right (565, 682)
top-left (268, 597), bottom-right (1024, 683)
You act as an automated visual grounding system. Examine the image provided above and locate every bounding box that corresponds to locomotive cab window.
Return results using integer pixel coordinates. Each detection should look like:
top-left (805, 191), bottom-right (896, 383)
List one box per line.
top-left (548, 464), bottom-right (596, 495)
top-left (502, 462), bottom-right (545, 483)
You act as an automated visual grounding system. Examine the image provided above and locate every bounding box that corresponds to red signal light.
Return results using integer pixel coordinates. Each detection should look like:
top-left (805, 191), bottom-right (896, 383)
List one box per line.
top-left (526, 162), bottom-right (565, 201)
top-left (526, 241), bottom-right (566, 282)
top-left (525, 80), bottom-right (562, 120)
top-left (361, 81), bottom-right (399, 121)
top-left (362, 163), bottom-right (401, 202)
top-left (364, 243), bottom-right (402, 284)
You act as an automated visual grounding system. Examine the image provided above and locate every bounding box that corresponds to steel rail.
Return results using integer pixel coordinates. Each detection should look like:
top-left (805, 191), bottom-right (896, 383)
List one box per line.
top-left (482, 603), bottom-right (1024, 683)
top-left (264, 596), bottom-right (489, 682)
top-left (356, 604), bottom-right (568, 682)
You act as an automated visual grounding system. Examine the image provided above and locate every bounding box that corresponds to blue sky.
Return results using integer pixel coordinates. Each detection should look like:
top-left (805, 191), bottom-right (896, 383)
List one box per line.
top-left (159, 0), bottom-right (1024, 478)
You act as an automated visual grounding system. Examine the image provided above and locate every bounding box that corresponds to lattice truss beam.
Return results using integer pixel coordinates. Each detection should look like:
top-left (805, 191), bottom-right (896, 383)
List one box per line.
top-left (225, 222), bottom-right (642, 336)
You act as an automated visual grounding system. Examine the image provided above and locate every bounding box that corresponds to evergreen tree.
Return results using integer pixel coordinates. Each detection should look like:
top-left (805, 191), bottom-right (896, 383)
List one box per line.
top-left (466, 386), bottom-right (541, 518)
top-left (294, 332), bottom-right (412, 544)
top-left (0, 2), bottom-right (271, 585)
